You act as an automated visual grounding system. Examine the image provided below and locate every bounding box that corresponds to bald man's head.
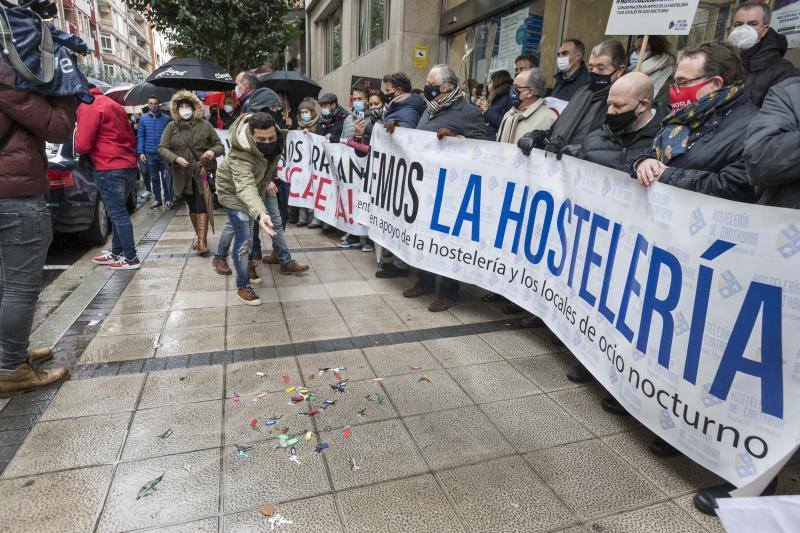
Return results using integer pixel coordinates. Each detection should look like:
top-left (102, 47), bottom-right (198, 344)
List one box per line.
top-left (605, 72), bottom-right (654, 133)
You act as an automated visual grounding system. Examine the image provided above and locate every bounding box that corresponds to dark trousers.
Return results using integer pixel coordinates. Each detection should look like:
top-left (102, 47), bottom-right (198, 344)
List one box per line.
top-left (95, 168), bottom-right (138, 260)
top-left (144, 153), bottom-right (173, 203)
top-left (417, 270), bottom-right (460, 301)
top-left (0, 197), bottom-right (52, 369)
top-left (186, 179), bottom-right (207, 214)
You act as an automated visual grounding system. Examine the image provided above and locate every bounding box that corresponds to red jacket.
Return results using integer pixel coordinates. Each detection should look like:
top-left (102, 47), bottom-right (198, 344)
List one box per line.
top-left (0, 59), bottom-right (77, 198)
top-left (75, 88), bottom-right (136, 171)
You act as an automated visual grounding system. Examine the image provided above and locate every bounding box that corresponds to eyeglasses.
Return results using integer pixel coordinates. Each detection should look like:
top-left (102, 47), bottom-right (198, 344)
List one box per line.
top-left (670, 77), bottom-right (709, 92)
top-left (513, 85), bottom-right (532, 92)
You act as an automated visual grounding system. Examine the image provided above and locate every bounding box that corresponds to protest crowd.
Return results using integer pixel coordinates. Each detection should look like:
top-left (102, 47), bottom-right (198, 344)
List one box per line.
top-left (0, 0), bottom-right (798, 527)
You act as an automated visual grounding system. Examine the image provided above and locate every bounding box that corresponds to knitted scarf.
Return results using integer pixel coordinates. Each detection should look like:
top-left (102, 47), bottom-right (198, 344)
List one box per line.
top-left (297, 113), bottom-right (319, 130)
top-left (426, 86), bottom-right (465, 119)
top-left (653, 84), bottom-right (744, 162)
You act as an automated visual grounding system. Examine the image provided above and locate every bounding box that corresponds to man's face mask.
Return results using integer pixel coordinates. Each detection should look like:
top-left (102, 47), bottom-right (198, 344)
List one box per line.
top-left (321, 107), bottom-right (332, 118)
top-left (224, 104), bottom-right (234, 113)
top-left (149, 104), bottom-right (160, 114)
top-left (728, 24), bottom-right (760, 50)
top-left (257, 141), bottom-right (279, 157)
top-left (423, 84), bottom-right (441, 101)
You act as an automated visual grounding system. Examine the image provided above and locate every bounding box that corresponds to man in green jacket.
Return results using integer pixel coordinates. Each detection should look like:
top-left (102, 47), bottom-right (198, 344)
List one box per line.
top-left (215, 112), bottom-right (308, 305)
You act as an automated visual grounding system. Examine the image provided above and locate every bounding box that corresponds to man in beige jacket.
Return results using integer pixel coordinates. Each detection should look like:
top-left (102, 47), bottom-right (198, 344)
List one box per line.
top-left (496, 68), bottom-right (558, 144)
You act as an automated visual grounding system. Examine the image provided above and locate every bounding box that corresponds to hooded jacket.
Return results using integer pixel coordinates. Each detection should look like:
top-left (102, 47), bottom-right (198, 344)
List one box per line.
top-left (742, 28), bottom-right (799, 107)
top-left (215, 113), bottom-right (287, 219)
top-left (383, 93), bottom-right (424, 128)
top-left (580, 110), bottom-right (663, 173)
top-left (551, 62), bottom-right (591, 102)
top-left (158, 90), bottom-right (224, 196)
top-left (743, 77), bottom-right (800, 209)
top-left (75, 87), bottom-right (137, 171)
top-left (0, 60), bottom-right (76, 197)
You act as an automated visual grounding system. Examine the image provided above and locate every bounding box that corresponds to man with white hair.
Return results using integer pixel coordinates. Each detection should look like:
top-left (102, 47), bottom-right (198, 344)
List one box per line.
top-left (496, 67), bottom-right (557, 144)
top-left (402, 64), bottom-right (489, 312)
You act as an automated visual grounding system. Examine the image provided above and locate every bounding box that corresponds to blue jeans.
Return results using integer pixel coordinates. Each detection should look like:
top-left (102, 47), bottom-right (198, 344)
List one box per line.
top-left (95, 168), bottom-right (138, 261)
top-left (0, 197), bottom-right (52, 369)
top-left (252, 194), bottom-right (291, 264)
top-left (224, 208), bottom-right (254, 288)
top-left (218, 195), bottom-right (291, 264)
top-left (144, 153), bottom-right (173, 203)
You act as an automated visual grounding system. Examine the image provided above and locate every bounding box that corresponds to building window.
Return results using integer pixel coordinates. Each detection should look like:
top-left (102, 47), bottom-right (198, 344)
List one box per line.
top-left (324, 5), bottom-right (342, 74)
top-left (103, 63), bottom-right (117, 79)
top-left (100, 32), bottom-right (114, 54)
top-left (358, 0), bottom-right (389, 55)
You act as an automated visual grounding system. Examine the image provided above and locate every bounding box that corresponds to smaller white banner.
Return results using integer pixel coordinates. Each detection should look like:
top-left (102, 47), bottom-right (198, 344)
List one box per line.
top-left (605, 0), bottom-right (700, 35)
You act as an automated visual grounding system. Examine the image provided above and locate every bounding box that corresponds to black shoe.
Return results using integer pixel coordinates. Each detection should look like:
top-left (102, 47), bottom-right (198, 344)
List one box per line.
top-left (150, 202), bottom-right (162, 209)
top-left (520, 315), bottom-right (543, 328)
top-left (375, 264), bottom-right (410, 278)
top-left (693, 478), bottom-right (778, 516)
top-left (566, 363), bottom-right (596, 383)
top-left (601, 396), bottom-right (630, 416)
top-left (649, 436), bottom-right (681, 458)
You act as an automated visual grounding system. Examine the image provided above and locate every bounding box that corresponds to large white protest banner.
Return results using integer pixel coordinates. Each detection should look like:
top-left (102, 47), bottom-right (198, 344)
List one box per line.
top-left (285, 131), bottom-right (369, 236)
top-left (605, 0), bottom-right (700, 35)
top-left (355, 126), bottom-right (800, 491)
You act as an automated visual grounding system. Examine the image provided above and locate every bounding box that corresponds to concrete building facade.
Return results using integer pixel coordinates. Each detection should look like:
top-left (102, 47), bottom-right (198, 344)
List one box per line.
top-left (306, 0), bottom-right (800, 102)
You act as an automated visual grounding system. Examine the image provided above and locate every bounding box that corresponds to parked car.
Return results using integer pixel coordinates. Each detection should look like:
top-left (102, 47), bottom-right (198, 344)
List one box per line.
top-left (45, 133), bottom-right (137, 245)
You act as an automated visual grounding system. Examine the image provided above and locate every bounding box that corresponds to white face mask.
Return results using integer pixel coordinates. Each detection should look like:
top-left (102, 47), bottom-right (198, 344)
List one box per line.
top-left (234, 86), bottom-right (242, 98)
top-left (556, 56), bottom-right (571, 72)
top-left (300, 111), bottom-right (312, 122)
top-left (224, 104), bottom-right (234, 113)
top-left (729, 24), bottom-right (760, 50)
top-left (179, 107), bottom-right (193, 120)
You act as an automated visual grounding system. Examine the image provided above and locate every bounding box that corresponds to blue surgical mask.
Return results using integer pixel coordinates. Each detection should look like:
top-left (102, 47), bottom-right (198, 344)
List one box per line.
top-left (629, 51), bottom-right (639, 67)
top-left (352, 101), bottom-right (365, 112)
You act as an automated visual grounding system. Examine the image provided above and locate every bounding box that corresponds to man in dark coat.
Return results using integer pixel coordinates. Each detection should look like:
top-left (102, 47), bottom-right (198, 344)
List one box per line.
top-left (728, 1), bottom-right (798, 107)
top-left (0, 59), bottom-right (75, 395)
top-left (580, 72), bottom-right (662, 172)
top-left (744, 77), bottom-right (800, 209)
top-left (402, 64), bottom-right (489, 312)
top-left (688, 76), bottom-right (800, 518)
top-left (382, 72), bottom-right (424, 128)
top-left (518, 40), bottom-right (628, 157)
top-left (551, 38), bottom-right (591, 102)
top-left (634, 41), bottom-right (757, 204)
top-left (317, 93), bottom-right (348, 142)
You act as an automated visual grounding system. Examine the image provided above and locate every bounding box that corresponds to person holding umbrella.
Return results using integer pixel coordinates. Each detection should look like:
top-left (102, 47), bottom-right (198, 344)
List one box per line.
top-left (137, 95), bottom-right (173, 209)
top-left (158, 91), bottom-right (224, 255)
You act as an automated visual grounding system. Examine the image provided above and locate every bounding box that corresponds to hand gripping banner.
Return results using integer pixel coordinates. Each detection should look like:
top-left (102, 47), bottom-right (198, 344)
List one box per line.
top-left (354, 127), bottom-right (799, 492)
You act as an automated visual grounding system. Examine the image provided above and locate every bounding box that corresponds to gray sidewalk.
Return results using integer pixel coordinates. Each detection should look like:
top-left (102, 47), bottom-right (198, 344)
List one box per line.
top-left (0, 208), bottom-right (796, 532)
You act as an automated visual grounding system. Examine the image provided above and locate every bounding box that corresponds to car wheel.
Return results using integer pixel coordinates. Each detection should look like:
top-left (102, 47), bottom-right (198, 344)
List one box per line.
top-left (80, 197), bottom-right (110, 245)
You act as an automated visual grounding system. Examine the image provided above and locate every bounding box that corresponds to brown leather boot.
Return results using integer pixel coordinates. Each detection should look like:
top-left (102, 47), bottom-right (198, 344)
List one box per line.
top-left (189, 213), bottom-right (199, 250)
top-left (248, 261), bottom-right (262, 284)
top-left (0, 361), bottom-right (69, 398)
top-left (195, 213), bottom-right (209, 256)
top-left (428, 296), bottom-right (457, 312)
top-left (262, 251), bottom-right (278, 264)
top-left (280, 260), bottom-right (310, 274)
top-left (212, 256), bottom-right (232, 275)
top-left (402, 285), bottom-right (434, 298)
top-left (236, 286), bottom-right (262, 306)
top-left (28, 346), bottom-right (53, 365)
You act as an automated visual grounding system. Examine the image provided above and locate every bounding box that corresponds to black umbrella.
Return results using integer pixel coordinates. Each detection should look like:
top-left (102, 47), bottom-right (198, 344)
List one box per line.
top-left (124, 82), bottom-right (176, 106)
top-left (147, 57), bottom-right (236, 91)
top-left (257, 71), bottom-right (321, 106)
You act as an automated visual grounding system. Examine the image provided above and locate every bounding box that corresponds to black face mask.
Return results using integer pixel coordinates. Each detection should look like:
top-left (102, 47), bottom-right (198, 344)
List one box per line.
top-left (589, 71), bottom-right (613, 92)
top-left (605, 108), bottom-right (639, 133)
top-left (256, 141), bottom-right (279, 158)
top-left (384, 91), bottom-right (396, 101)
top-left (150, 106), bottom-right (161, 115)
top-left (423, 84), bottom-right (440, 101)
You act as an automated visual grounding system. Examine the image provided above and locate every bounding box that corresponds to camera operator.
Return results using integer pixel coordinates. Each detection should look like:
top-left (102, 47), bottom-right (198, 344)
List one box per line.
top-left (0, 57), bottom-right (76, 396)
